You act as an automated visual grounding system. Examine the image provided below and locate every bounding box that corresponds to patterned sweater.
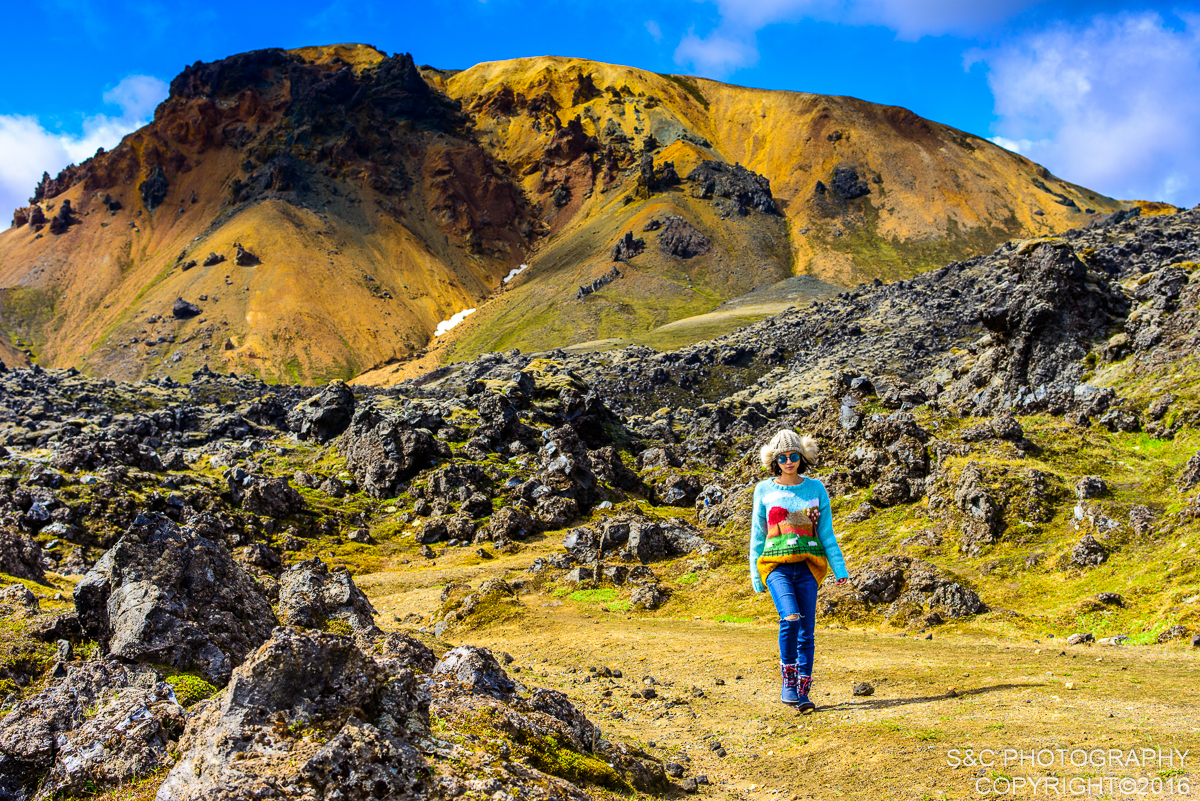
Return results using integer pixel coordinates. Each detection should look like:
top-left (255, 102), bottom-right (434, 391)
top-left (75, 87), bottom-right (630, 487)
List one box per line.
top-left (749, 477), bottom-right (849, 592)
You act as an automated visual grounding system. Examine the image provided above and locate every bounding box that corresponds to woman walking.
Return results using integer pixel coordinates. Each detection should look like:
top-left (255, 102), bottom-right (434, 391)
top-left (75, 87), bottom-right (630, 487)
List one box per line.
top-left (749, 429), bottom-right (849, 713)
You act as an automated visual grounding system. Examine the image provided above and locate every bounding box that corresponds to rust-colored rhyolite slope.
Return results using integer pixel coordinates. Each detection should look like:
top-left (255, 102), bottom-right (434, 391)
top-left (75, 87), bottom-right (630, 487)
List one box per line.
top-left (0, 47), bottom-right (1135, 382)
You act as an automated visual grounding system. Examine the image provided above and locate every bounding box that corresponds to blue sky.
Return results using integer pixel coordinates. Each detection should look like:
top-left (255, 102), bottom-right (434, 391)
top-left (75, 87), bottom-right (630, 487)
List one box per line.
top-left (2, 0), bottom-right (1198, 217)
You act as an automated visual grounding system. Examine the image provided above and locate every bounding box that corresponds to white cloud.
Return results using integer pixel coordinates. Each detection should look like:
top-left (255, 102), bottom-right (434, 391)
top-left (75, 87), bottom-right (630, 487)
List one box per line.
top-left (847, 0), bottom-right (1041, 41)
top-left (103, 74), bottom-right (169, 119)
top-left (0, 74), bottom-right (167, 221)
top-left (672, 0), bottom-right (1043, 75)
top-left (674, 27), bottom-right (761, 75)
top-left (645, 20), bottom-right (663, 43)
top-left (978, 12), bottom-right (1200, 206)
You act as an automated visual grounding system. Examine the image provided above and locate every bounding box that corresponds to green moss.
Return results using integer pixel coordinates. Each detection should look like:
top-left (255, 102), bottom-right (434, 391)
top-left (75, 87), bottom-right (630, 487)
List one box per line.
top-left (165, 674), bottom-right (218, 708)
top-left (568, 588), bottom-right (618, 603)
top-left (525, 735), bottom-right (632, 792)
top-left (321, 619), bottom-right (354, 636)
top-left (658, 74), bottom-right (710, 110)
top-left (812, 207), bottom-right (1024, 284)
top-left (0, 617), bottom-right (54, 705)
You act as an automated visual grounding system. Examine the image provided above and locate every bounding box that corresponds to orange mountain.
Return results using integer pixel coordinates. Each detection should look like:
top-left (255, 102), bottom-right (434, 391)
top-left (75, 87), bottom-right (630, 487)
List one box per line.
top-left (0, 44), bottom-right (1136, 382)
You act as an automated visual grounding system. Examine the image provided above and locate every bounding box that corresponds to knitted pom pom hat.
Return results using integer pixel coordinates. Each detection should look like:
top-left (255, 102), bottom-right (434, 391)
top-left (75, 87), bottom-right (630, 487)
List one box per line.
top-left (759, 429), bottom-right (819, 470)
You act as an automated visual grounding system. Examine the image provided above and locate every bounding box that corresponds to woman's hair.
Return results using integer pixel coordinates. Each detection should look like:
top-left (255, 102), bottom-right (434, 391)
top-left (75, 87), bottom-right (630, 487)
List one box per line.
top-left (759, 429), bottom-right (819, 475)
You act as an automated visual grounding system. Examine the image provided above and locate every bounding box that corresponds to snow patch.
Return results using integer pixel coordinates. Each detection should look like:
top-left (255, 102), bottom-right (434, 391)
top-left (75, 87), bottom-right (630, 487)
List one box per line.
top-left (503, 264), bottom-right (529, 284)
top-left (435, 308), bottom-right (476, 337)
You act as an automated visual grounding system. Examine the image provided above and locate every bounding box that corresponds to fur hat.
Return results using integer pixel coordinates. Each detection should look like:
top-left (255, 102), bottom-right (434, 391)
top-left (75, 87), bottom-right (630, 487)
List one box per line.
top-left (759, 429), bottom-right (819, 470)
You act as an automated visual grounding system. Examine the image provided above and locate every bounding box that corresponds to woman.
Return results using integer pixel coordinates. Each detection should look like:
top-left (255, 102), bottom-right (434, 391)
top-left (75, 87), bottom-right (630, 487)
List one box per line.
top-left (749, 429), bottom-right (849, 712)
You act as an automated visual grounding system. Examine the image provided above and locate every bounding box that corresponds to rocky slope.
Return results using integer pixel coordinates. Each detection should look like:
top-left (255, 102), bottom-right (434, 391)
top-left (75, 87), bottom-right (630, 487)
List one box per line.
top-left (0, 204), bottom-right (1199, 798)
top-left (0, 44), bottom-right (1139, 383)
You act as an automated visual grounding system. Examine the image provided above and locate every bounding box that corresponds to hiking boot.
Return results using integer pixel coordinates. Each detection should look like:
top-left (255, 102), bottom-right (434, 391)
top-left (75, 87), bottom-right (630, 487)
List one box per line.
top-left (780, 663), bottom-right (799, 705)
top-left (797, 675), bottom-right (816, 714)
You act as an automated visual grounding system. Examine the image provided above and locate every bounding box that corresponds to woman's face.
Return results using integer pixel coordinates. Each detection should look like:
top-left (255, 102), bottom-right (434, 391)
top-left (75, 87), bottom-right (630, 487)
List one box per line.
top-left (777, 450), bottom-right (802, 475)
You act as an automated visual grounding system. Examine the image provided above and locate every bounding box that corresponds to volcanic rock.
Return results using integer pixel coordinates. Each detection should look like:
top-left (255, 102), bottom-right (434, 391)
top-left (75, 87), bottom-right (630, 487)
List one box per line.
top-left (73, 512), bottom-right (277, 685)
top-left (287, 379), bottom-right (356, 443)
top-left (277, 557), bottom-right (380, 636)
top-left (157, 627), bottom-right (428, 801)
top-left (0, 530), bottom-right (46, 583)
top-left (139, 165), bottom-right (169, 211)
top-left (241, 476), bottom-right (304, 518)
top-left (657, 216), bottom-right (712, 258)
top-left (172, 297), bottom-right (202, 318)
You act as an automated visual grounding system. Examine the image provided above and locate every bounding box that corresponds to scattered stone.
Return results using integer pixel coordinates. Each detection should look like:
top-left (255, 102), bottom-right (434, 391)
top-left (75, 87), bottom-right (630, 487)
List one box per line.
top-left (852, 681), bottom-right (874, 697)
top-left (73, 512), bottom-right (277, 685)
top-left (1069, 534), bottom-right (1109, 569)
top-left (1075, 476), bottom-right (1107, 499)
top-left (277, 557), bottom-right (380, 637)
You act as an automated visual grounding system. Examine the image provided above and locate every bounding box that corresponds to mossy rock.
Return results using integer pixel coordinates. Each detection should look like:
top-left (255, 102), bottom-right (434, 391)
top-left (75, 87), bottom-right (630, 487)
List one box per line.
top-left (525, 734), bottom-right (632, 792)
top-left (166, 673), bottom-right (218, 708)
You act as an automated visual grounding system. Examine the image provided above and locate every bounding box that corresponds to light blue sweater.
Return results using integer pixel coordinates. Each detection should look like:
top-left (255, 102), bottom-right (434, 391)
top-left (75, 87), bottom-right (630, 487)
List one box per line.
top-left (749, 477), bottom-right (849, 593)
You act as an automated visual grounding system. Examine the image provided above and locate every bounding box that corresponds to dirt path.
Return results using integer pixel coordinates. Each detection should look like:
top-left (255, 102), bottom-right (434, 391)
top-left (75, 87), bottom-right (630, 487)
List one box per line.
top-left (353, 528), bottom-right (1200, 801)
top-left (363, 578), bottom-right (1200, 800)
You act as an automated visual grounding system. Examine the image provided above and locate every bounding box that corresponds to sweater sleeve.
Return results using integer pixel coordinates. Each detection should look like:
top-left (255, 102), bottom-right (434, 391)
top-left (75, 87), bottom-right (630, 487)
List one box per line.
top-left (815, 483), bottom-right (849, 580)
top-left (748, 482), bottom-right (766, 593)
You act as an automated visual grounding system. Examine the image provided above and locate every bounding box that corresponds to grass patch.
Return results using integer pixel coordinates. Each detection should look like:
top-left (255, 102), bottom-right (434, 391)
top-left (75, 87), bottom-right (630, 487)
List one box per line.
top-left (659, 74), bottom-right (710, 109)
top-left (569, 588), bottom-right (619, 603)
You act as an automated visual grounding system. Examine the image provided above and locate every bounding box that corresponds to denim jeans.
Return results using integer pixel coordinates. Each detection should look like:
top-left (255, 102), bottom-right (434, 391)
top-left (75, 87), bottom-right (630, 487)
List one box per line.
top-left (765, 561), bottom-right (817, 674)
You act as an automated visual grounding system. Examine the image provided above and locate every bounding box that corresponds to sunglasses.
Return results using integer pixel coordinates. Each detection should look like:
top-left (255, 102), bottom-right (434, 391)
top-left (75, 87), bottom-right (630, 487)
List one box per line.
top-left (776, 452), bottom-right (804, 465)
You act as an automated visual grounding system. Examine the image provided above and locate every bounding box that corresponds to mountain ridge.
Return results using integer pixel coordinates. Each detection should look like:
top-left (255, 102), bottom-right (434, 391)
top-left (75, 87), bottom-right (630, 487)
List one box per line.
top-left (0, 43), bottom-right (1147, 383)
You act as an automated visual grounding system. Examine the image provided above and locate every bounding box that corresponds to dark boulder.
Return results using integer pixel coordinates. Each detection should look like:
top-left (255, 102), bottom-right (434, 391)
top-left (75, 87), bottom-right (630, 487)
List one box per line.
top-left (686, 160), bottom-right (776, 214)
top-left (157, 627), bottom-right (429, 801)
top-left (287, 380), bottom-right (356, 443)
top-left (139, 165), bottom-right (169, 211)
top-left (0, 660), bottom-right (184, 799)
top-left (241, 476), bottom-right (304, 518)
top-left (1069, 534), bottom-right (1109, 569)
top-left (432, 645), bottom-right (515, 697)
top-left (340, 401), bottom-right (449, 499)
top-left (611, 231), bottom-right (645, 262)
top-left (657, 216), bottom-right (712, 258)
top-left (73, 513), bottom-right (278, 685)
top-left (0, 529), bottom-right (46, 583)
top-left (277, 557), bottom-right (380, 637)
top-left (172, 297), bottom-right (202, 319)
top-left (234, 242), bottom-right (260, 266)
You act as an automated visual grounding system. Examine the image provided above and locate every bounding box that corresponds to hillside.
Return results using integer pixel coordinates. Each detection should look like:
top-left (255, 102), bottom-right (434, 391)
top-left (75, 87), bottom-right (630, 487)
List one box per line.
top-left (0, 203), bottom-right (1198, 800)
top-left (0, 44), bottom-right (1137, 383)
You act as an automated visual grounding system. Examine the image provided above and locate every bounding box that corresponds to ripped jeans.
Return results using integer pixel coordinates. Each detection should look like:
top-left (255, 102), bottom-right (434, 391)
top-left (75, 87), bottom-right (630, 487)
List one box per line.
top-left (764, 561), bottom-right (818, 675)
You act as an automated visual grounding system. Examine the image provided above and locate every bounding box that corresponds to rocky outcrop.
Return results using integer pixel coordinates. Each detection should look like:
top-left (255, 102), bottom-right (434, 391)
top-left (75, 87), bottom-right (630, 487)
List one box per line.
top-left (339, 400), bottom-right (450, 498)
top-left (0, 660), bottom-right (183, 800)
top-left (657, 216), bottom-right (712, 259)
top-left (287, 380), bottom-right (355, 442)
top-left (686, 161), bottom-right (776, 215)
top-left (73, 513), bottom-right (278, 685)
top-left (241, 476), bottom-right (304, 518)
top-left (0, 530), bottom-right (46, 583)
top-left (577, 266), bottom-right (621, 300)
top-left (944, 240), bottom-right (1128, 414)
top-left (611, 231), bottom-right (644, 262)
top-left (139, 165), bottom-right (169, 211)
top-left (157, 628), bottom-right (429, 801)
top-left (277, 557), bottom-right (380, 636)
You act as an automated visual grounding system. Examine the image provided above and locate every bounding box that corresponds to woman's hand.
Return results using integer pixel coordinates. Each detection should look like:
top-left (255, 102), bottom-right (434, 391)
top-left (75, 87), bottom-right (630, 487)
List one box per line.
top-left (836, 578), bottom-right (848, 585)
